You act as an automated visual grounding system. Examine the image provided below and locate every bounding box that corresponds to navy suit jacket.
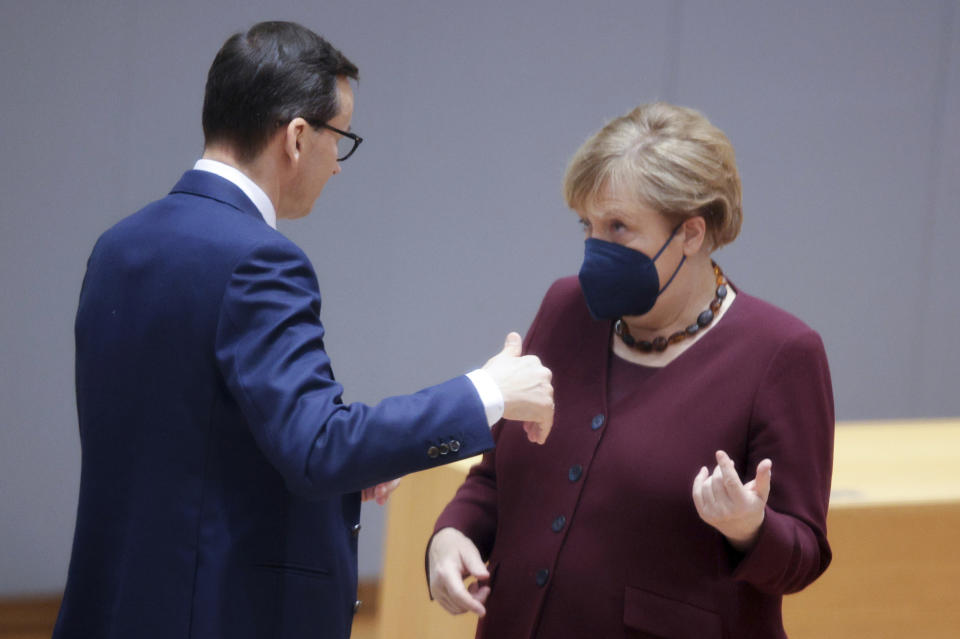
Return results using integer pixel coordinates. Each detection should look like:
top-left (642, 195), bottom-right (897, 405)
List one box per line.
top-left (54, 170), bottom-right (494, 639)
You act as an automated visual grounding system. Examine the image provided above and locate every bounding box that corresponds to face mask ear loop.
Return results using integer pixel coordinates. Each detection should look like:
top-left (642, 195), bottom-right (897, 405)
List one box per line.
top-left (658, 254), bottom-right (686, 294)
top-left (655, 223), bottom-right (686, 295)
top-left (651, 222), bottom-right (684, 261)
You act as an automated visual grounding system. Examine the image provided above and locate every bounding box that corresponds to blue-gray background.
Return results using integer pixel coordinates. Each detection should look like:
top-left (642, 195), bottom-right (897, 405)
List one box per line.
top-left (1, 0), bottom-right (957, 596)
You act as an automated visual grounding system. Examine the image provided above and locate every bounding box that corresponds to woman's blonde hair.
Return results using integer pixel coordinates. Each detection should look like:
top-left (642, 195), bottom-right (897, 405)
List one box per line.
top-left (563, 102), bottom-right (742, 249)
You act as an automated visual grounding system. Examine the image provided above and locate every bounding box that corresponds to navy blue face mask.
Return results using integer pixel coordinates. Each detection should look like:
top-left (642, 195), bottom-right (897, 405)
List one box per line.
top-left (578, 225), bottom-right (685, 320)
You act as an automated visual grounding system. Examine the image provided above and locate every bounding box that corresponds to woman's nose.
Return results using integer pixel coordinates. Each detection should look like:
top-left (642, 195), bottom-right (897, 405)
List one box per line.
top-left (589, 228), bottom-right (608, 242)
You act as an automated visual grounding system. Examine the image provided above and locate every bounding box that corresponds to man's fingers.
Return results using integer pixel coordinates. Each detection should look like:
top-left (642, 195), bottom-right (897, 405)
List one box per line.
top-left (523, 420), bottom-right (552, 445)
top-left (501, 331), bottom-right (523, 357)
top-left (375, 485), bottom-right (388, 505)
top-left (522, 421), bottom-right (536, 442)
top-left (362, 478), bottom-right (401, 505)
top-left (537, 417), bottom-right (552, 443)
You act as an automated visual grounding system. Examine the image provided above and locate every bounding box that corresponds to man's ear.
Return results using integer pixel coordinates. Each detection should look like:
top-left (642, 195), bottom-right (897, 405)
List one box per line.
top-left (680, 215), bottom-right (708, 255)
top-left (283, 117), bottom-right (310, 163)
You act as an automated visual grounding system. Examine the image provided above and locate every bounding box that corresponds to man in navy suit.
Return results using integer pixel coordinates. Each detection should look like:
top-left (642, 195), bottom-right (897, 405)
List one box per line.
top-left (54, 21), bottom-right (553, 639)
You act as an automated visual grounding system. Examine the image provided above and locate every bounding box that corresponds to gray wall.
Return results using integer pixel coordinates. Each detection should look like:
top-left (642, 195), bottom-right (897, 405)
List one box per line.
top-left (1, 0), bottom-right (957, 596)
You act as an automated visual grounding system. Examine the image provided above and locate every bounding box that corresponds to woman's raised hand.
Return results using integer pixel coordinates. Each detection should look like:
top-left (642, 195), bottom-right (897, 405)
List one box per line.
top-left (692, 450), bottom-right (772, 551)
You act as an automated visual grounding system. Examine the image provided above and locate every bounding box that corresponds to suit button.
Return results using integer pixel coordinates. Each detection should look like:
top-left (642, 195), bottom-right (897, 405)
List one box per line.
top-left (353, 600), bottom-right (362, 614)
top-left (591, 414), bottom-right (605, 430)
top-left (351, 523), bottom-right (362, 538)
top-left (449, 439), bottom-right (461, 453)
top-left (535, 568), bottom-right (549, 587)
top-left (568, 464), bottom-right (583, 482)
top-left (427, 445), bottom-right (440, 459)
top-left (551, 515), bottom-right (566, 532)
top-left (438, 442), bottom-right (450, 455)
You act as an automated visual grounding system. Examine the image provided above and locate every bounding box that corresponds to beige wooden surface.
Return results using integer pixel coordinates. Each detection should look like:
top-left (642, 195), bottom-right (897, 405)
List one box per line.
top-left (782, 418), bottom-right (960, 638)
top-left (376, 457), bottom-right (482, 639)
top-left (378, 419), bottom-right (960, 639)
top-left (827, 418), bottom-right (960, 506)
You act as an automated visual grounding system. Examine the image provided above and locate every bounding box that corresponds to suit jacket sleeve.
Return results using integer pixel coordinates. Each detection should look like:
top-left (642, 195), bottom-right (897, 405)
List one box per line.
top-left (732, 329), bottom-right (835, 594)
top-left (431, 279), bottom-right (555, 558)
top-left (214, 237), bottom-right (494, 498)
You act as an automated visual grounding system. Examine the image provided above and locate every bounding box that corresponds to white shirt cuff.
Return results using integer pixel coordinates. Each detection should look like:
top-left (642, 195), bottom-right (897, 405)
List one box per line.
top-left (465, 369), bottom-right (504, 427)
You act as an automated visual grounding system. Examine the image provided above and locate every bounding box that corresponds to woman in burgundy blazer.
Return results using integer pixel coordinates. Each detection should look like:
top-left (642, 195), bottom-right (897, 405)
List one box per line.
top-left (428, 103), bottom-right (834, 638)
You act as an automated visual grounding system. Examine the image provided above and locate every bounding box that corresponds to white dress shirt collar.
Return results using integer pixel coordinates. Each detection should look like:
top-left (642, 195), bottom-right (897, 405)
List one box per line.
top-left (193, 158), bottom-right (277, 229)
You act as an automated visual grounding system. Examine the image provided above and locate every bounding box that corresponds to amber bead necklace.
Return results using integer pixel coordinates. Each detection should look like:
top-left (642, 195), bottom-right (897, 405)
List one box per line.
top-left (614, 262), bottom-right (728, 353)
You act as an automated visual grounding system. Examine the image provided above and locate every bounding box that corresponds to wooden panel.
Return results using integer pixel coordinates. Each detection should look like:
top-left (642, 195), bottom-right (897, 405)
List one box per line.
top-left (0, 595), bottom-right (59, 639)
top-left (376, 459), bottom-right (480, 639)
top-left (783, 418), bottom-right (960, 637)
top-left (828, 419), bottom-right (960, 505)
top-left (783, 502), bottom-right (960, 638)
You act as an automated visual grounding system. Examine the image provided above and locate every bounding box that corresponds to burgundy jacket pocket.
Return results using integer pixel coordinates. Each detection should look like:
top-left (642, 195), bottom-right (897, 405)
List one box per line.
top-left (623, 586), bottom-right (722, 638)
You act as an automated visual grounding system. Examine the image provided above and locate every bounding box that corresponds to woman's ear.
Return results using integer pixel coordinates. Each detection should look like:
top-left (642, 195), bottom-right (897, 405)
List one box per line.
top-left (681, 215), bottom-right (708, 255)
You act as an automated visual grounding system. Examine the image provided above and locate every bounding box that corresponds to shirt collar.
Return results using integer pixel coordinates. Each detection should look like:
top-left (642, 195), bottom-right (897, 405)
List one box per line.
top-left (193, 158), bottom-right (277, 229)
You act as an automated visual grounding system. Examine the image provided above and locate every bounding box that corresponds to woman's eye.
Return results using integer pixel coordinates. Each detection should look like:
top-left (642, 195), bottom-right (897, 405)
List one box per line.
top-left (578, 218), bottom-right (591, 231)
top-left (611, 220), bottom-right (627, 232)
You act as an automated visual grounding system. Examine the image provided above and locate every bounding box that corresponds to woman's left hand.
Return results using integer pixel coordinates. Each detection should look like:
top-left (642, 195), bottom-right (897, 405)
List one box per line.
top-left (692, 450), bottom-right (772, 551)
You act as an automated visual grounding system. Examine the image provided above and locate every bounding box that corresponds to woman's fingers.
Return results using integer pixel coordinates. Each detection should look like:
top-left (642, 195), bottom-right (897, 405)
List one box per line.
top-left (716, 450), bottom-right (751, 507)
top-left (460, 546), bottom-right (490, 582)
top-left (691, 454), bottom-right (773, 550)
top-left (692, 466), bottom-right (709, 514)
top-left (708, 463), bottom-right (727, 513)
top-left (439, 567), bottom-right (486, 616)
top-left (469, 582), bottom-right (491, 606)
top-left (694, 453), bottom-right (750, 521)
top-left (753, 459), bottom-right (773, 502)
top-left (428, 528), bottom-right (489, 617)
top-left (434, 566), bottom-right (470, 614)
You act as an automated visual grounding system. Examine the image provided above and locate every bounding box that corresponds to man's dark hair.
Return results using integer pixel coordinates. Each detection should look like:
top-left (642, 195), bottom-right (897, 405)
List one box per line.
top-left (202, 21), bottom-right (359, 163)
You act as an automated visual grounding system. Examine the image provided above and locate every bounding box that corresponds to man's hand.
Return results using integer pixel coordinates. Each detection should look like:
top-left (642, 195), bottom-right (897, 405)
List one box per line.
top-left (428, 527), bottom-right (490, 616)
top-left (361, 478), bottom-right (401, 505)
top-left (692, 450), bottom-right (772, 551)
top-left (482, 332), bottom-right (554, 444)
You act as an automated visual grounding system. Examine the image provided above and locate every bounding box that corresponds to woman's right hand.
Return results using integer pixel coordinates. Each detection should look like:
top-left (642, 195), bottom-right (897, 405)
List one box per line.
top-left (428, 527), bottom-right (491, 616)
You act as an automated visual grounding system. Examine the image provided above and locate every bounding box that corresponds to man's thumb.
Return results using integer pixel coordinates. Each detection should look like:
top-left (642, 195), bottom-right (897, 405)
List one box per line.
top-left (501, 331), bottom-right (523, 357)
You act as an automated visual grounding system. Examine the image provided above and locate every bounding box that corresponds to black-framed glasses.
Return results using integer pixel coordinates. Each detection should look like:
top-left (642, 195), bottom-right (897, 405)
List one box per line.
top-left (312, 121), bottom-right (363, 161)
